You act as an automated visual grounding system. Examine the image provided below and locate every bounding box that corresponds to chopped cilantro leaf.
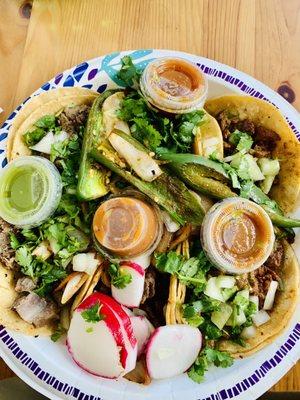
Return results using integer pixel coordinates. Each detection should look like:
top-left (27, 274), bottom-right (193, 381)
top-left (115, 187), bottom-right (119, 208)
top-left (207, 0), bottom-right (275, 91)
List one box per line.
top-left (9, 233), bottom-right (20, 250)
top-left (117, 56), bottom-right (141, 88)
top-left (109, 263), bottom-right (132, 289)
top-left (51, 323), bottom-right (66, 342)
top-left (34, 115), bottom-right (56, 130)
top-left (188, 347), bottom-right (233, 383)
top-left (23, 128), bottom-right (45, 147)
top-left (81, 302), bottom-right (104, 323)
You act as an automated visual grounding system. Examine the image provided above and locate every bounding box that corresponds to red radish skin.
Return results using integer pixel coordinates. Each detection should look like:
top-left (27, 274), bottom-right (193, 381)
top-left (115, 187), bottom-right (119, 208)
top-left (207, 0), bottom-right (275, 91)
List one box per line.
top-left (96, 293), bottom-right (137, 349)
top-left (120, 261), bottom-right (145, 276)
top-left (146, 325), bottom-right (202, 380)
top-left (77, 294), bottom-right (129, 369)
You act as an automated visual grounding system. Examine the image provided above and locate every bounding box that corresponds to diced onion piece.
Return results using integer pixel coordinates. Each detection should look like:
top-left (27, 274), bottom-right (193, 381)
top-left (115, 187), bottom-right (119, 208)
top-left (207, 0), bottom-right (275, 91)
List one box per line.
top-left (211, 303), bottom-right (232, 329)
top-left (216, 275), bottom-right (236, 289)
top-left (263, 280), bottom-right (278, 310)
top-left (72, 252), bottom-right (100, 276)
top-left (204, 277), bottom-right (224, 301)
top-left (241, 325), bottom-right (257, 339)
top-left (30, 130), bottom-right (68, 155)
top-left (252, 310), bottom-right (270, 327)
top-left (161, 211), bottom-right (180, 233)
top-left (30, 131), bottom-right (54, 154)
top-left (249, 295), bottom-right (259, 311)
top-left (32, 240), bottom-right (51, 260)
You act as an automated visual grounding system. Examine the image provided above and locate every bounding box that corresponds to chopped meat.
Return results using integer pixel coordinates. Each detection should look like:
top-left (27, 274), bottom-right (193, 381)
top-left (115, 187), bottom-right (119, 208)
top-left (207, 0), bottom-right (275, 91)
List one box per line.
top-left (216, 111), bottom-right (235, 139)
top-left (248, 241), bottom-right (284, 307)
top-left (15, 277), bottom-right (37, 293)
top-left (141, 267), bottom-right (156, 304)
top-left (235, 273), bottom-right (249, 289)
top-left (231, 119), bottom-right (256, 135)
top-left (13, 292), bottom-right (58, 327)
top-left (0, 217), bottom-right (18, 269)
top-left (253, 126), bottom-right (280, 154)
top-left (250, 145), bottom-right (272, 158)
top-left (58, 104), bottom-right (90, 134)
top-left (264, 241), bottom-right (284, 270)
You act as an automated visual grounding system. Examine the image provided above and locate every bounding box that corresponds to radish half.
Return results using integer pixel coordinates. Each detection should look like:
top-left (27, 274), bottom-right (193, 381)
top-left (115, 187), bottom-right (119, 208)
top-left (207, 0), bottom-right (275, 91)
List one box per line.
top-left (130, 315), bottom-right (154, 356)
top-left (111, 262), bottom-right (145, 308)
top-left (67, 294), bottom-right (130, 378)
top-left (146, 325), bottom-right (202, 379)
top-left (95, 293), bottom-right (138, 373)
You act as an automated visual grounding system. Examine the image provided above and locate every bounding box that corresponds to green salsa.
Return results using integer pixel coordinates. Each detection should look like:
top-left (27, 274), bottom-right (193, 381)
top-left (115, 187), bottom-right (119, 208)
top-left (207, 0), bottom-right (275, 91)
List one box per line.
top-left (4, 166), bottom-right (46, 212)
top-left (0, 156), bottom-right (62, 227)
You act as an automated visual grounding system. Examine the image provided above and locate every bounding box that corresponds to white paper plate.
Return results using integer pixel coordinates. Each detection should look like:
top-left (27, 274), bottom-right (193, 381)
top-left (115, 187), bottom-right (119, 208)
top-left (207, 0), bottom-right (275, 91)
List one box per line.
top-left (0, 49), bottom-right (299, 400)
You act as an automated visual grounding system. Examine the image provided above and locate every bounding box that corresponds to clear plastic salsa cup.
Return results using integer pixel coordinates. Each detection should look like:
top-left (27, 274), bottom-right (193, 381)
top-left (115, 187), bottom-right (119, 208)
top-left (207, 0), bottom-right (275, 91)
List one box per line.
top-left (0, 156), bottom-right (62, 228)
top-left (140, 57), bottom-right (208, 114)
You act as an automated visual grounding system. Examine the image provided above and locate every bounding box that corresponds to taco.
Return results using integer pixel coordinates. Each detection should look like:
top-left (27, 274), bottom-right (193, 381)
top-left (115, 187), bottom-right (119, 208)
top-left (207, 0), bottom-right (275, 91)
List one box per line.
top-left (205, 95), bottom-right (300, 213)
top-left (202, 95), bottom-right (300, 357)
top-left (1, 88), bottom-right (97, 336)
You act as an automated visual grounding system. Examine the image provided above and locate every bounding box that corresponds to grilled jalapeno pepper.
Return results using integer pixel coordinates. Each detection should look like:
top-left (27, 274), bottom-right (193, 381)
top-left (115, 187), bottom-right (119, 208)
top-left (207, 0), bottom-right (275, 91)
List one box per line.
top-left (77, 90), bottom-right (117, 200)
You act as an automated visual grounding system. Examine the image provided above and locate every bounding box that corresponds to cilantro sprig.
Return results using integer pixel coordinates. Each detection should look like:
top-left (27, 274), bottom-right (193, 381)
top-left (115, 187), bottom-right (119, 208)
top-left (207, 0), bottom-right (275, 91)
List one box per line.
top-left (81, 301), bottom-right (105, 323)
top-left (188, 347), bottom-right (233, 383)
top-left (108, 263), bottom-right (132, 289)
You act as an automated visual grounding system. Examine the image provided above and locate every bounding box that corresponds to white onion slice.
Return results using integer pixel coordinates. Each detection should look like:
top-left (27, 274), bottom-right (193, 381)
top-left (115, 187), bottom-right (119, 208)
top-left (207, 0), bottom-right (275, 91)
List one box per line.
top-left (263, 280), bottom-right (278, 310)
top-left (249, 295), bottom-right (259, 311)
top-left (161, 211), bottom-right (180, 233)
top-left (252, 310), bottom-right (270, 327)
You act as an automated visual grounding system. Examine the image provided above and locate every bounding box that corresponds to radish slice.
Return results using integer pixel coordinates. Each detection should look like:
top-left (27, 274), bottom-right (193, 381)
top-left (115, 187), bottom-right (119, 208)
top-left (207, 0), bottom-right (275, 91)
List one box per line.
top-left (263, 280), bottom-right (278, 310)
top-left (252, 310), bottom-right (270, 327)
top-left (111, 263), bottom-right (145, 308)
top-left (130, 315), bottom-right (154, 356)
top-left (146, 325), bottom-right (202, 379)
top-left (94, 294), bottom-right (138, 373)
top-left (68, 294), bottom-right (129, 378)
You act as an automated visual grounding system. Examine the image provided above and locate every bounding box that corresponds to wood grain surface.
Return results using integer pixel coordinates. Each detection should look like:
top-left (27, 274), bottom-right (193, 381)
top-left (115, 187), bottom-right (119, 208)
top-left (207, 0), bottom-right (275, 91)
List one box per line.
top-left (0, 0), bottom-right (299, 393)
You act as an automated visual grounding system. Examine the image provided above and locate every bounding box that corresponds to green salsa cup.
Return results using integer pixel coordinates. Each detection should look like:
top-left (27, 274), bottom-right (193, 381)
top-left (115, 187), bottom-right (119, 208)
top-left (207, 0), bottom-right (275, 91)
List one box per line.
top-left (0, 156), bottom-right (62, 227)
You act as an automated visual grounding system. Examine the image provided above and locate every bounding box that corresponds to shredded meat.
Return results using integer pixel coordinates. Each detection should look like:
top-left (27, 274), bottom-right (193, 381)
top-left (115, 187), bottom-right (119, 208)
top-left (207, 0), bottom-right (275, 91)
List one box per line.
top-left (15, 277), bottom-right (37, 293)
top-left (58, 104), bottom-right (90, 134)
top-left (141, 267), bottom-right (156, 304)
top-left (248, 241), bottom-right (284, 307)
top-left (0, 218), bottom-right (18, 269)
top-left (13, 293), bottom-right (58, 327)
top-left (216, 111), bottom-right (280, 157)
top-left (264, 241), bottom-right (284, 270)
top-left (253, 126), bottom-right (280, 155)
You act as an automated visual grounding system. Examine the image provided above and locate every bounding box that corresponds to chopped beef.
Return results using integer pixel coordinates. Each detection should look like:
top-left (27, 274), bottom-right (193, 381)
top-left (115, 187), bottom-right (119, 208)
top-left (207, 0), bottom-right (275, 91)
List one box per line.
top-left (231, 119), bottom-right (256, 135)
top-left (58, 104), bottom-right (90, 134)
top-left (0, 217), bottom-right (18, 269)
top-left (253, 126), bottom-right (280, 155)
top-left (216, 110), bottom-right (280, 157)
top-left (250, 145), bottom-right (272, 158)
top-left (235, 273), bottom-right (249, 289)
top-left (264, 241), bottom-right (284, 270)
top-left (15, 277), bottom-right (37, 293)
top-left (141, 267), bottom-right (156, 304)
top-left (248, 241), bottom-right (284, 307)
top-left (13, 292), bottom-right (58, 327)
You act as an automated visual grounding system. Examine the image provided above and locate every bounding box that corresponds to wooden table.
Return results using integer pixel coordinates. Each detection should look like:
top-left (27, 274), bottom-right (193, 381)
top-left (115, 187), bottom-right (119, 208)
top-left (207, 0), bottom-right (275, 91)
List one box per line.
top-left (0, 0), bottom-right (299, 394)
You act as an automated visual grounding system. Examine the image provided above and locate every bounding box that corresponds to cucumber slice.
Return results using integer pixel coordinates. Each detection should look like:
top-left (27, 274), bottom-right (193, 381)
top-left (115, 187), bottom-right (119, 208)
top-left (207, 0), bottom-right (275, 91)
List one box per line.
top-left (211, 303), bottom-right (232, 330)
